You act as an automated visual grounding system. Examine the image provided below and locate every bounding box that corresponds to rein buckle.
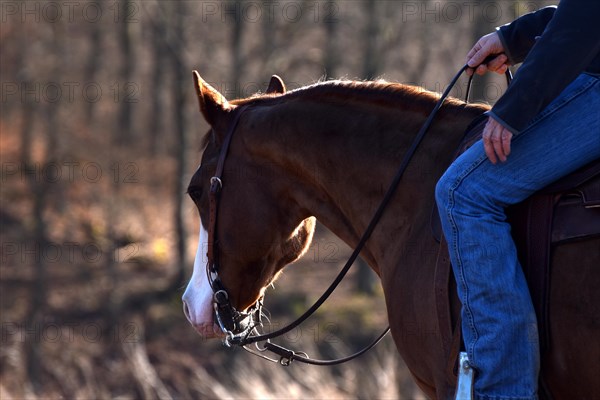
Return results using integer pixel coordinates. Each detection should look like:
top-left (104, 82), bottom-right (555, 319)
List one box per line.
top-left (210, 176), bottom-right (222, 192)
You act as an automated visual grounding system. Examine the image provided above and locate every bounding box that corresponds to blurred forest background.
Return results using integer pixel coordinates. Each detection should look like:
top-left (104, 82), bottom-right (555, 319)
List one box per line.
top-left (1, 1), bottom-right (553, 398)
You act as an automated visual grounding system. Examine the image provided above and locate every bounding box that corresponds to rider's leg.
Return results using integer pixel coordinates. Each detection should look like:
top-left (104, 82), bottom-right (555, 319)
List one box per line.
top-left (435, 73), bottom-right (600, 400)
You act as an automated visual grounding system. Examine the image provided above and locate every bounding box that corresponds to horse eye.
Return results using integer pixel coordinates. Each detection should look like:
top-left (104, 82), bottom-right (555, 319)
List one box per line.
top-left (187, 189), bottom-right (202, 203)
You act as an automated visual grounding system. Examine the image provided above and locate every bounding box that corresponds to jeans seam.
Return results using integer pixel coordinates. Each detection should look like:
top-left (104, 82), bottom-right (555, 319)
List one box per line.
top-left (444, 152), bottom-right (488, 367)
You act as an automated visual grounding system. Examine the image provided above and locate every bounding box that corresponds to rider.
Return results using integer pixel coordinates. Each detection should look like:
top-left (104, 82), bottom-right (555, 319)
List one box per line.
top-left (435, 1), bottom-right (600, 398)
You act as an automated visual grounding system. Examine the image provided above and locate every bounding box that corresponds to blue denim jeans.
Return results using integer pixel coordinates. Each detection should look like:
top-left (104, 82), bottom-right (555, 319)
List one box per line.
top-left (435, 73), bottom-right (600, 400)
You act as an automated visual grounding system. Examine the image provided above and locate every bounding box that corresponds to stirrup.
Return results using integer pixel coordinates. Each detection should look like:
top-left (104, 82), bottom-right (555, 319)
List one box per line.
top-left (454, 352), bottom-right (474, 400)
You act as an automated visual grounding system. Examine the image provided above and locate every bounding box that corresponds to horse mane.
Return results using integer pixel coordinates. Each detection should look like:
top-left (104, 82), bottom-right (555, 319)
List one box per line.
top-left (233, 79), bottom-right (490, 114)
top-left (199, 80), bottom-right (489, 150)
top-left (293, 80), bottom-right (463, 109)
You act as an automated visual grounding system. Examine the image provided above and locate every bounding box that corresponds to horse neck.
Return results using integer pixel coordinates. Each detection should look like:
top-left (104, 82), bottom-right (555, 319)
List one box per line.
top-left (246, 89), bottom-right (486, 275)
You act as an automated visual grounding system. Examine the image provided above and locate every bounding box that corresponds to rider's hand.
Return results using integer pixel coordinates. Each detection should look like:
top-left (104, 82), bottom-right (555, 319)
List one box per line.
top-left (482, 116), bottom-right (513, 164)
top-left (466, 32), bottom-right (510, 76)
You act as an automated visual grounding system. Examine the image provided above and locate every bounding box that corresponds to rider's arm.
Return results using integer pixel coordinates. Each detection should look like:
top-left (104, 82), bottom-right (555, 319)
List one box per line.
top-left (490, 0), bottom-right (600, 134)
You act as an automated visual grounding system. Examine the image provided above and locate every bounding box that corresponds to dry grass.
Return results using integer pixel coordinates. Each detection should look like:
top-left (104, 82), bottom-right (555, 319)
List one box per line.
top-left (1, 317), bottom-right (425, 399)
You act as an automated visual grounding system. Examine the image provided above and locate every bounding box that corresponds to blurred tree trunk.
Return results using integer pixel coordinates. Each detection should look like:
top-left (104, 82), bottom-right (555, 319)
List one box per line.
top-left (25, 177), bottom-right (49, 392)
top-left (355, 0), bottom-right (379, 294)
top-left (18, 34), bottom-right (48, 392)
top-left (20, 84), bottom-right (43, 391)
top-left (84, 0), bottom-right (102, 127)
top-left (323, 3), bottom-right (338, 79)
top-left (170, 1), bottom-right (188, 288)
top-left (150, 3), bottom-right (167, 156)
top-left (356, 257), bottom-right (376, 295)
top-left (362, 0), bottom-right (379, 80)
top-left (105, 0), bottom-right (136, 338)
top-left (117, 0), bottom-right (135, 144)
top-left (262, 0), bottom-right (275, 65)
top-left (47, 21), bottom-right (68, 215)
top-left (409, 5), bottom-right (432, 84)
top-left (46, 23), bottom-right (63, 156)
top-left (230, 0), bottom-right (244, 98)
top-left (19, 79), bottom-right (34, 166)
top-left (470, 0), bottom-right (494, 102)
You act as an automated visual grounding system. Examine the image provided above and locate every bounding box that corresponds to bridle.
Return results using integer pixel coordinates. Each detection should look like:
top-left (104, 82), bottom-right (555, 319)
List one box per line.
top-left (204, 103), bottom-right (389, 365)
top-left (203, 62), bottom-right (512, 365)
top-left (205, 105), bottom-right (264, 341)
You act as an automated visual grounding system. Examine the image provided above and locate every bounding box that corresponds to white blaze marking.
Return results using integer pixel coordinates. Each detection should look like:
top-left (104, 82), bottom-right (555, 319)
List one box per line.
top-left (182, 225), bottom-right (219, 337)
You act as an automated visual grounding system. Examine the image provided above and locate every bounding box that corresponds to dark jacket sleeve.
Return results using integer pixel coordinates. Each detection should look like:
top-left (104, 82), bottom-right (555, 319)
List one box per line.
top-left (497, 6), bottom-right (557, 65)
top-left (490, 0), bottom-right (600, 134)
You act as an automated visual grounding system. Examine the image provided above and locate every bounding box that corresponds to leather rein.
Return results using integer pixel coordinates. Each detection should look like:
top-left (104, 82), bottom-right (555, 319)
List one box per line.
top-left (205, 62), bottom-right (512, 366)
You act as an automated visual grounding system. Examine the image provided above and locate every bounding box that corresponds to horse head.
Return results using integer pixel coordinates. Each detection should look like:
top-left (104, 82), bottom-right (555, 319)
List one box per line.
top-left (182, 72), bottom-right (316, 339)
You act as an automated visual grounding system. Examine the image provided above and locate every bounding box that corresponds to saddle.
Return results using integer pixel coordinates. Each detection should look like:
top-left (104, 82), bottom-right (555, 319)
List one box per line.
top-left (431, 116), bottom-right (600, 387)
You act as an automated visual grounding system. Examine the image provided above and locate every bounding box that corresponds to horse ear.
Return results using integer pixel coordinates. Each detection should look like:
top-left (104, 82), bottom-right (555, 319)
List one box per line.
top-left (192, 70), bottom-right (230, 126)
top-left (266, 75), bottom-right (286, 94)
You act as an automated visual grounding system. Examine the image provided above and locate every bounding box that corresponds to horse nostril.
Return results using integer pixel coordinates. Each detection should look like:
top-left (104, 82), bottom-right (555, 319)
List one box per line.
top-left (183, 301), bottom-right (192, 323)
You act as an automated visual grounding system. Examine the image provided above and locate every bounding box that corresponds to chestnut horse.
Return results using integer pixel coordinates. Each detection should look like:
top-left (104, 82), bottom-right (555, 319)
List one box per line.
top-left (182, 72), bottom-right (600, 399)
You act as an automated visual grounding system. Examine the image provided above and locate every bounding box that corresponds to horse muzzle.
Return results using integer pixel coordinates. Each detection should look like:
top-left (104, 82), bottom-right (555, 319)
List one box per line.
top-left (181, 299), bottom-right (224, 339)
